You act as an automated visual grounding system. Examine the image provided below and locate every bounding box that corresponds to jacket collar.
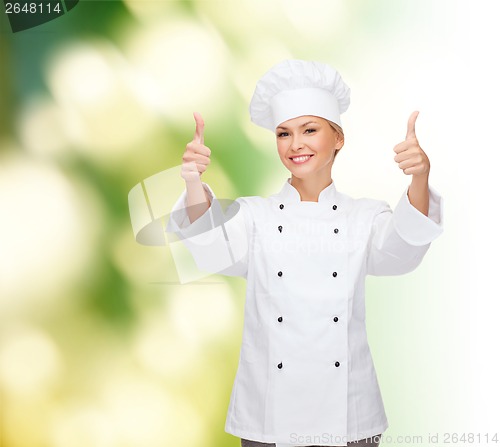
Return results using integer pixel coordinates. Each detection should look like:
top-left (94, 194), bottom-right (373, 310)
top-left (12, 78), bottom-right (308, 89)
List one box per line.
top-left (277, 177), bottom-right (338, 203)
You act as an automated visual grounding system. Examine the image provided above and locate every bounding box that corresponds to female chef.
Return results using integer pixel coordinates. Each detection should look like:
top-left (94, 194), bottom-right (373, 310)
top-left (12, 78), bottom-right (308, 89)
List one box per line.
top-left (166, 59), bottom-right (444, 447)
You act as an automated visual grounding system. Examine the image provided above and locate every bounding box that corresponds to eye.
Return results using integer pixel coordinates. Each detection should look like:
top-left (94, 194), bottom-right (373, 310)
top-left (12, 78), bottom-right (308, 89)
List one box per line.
top-left (305, 128), bottom-right (316, 134)
top-left (276, 132), bottom-right (289, 138)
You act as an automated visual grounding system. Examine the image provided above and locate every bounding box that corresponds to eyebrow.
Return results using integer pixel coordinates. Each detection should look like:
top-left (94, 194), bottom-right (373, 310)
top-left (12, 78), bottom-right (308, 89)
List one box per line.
top-left (276, 120), bottom-right (318, 130)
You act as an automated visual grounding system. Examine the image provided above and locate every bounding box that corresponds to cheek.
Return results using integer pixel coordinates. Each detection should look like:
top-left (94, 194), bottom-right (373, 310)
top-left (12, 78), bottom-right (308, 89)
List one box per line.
top-left (276, 143), bottom-right (288, 160)
top-left (318, 136), bottom-right (336, 155)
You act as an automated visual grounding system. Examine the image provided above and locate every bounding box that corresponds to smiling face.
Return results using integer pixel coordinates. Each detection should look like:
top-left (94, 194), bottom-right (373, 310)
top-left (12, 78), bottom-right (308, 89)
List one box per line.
top-left (275, 115), bottom-right (344, 181)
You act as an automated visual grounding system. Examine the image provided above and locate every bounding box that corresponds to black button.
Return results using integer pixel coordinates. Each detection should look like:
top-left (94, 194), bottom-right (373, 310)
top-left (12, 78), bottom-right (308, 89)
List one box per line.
top-left (333, 316), bottom-right (339, 322)
top-left (332, 272), bottom-right (337, 277)
top-left (278, 362), bottom-right (283, 369)
top-left (278, 271), bottom-right (283, 277)
top-left (332, 204), bottom-right (337, 210)
top-left (278, 316), bottom-right (283, 322)
top-left (278, 225), bottom-right (282, 233)
top-left (279, 204), bottom-right (284, 210)
top-left (334, 228), bottom-right (339, 234)
top-left (335, 361), bottom-right (340, 367)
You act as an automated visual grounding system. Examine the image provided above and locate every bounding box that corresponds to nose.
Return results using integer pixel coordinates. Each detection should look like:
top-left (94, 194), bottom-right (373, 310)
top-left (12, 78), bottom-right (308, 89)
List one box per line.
top-left (289, 132), bottom-right (305, 151)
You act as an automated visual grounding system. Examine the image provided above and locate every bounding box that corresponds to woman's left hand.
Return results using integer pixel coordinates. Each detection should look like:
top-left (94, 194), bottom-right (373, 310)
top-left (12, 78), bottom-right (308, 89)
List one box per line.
top-left (393, 111), bottom-right (430, 178)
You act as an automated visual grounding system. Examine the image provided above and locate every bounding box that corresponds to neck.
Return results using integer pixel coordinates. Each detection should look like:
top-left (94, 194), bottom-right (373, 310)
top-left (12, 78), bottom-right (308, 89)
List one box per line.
top-left (290, 174), bottom-right (333, 202)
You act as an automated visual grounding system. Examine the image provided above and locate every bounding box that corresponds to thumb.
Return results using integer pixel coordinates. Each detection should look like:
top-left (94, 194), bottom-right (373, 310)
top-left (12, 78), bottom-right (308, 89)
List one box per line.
top-left (406, 110), bottom-right (419, 140)
top-left (193, 111), bottom-right (205, 145)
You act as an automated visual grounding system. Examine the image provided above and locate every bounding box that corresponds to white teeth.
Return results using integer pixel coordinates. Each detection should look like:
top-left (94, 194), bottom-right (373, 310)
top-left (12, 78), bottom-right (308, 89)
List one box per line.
top-left (291, 155), bottom-right (311, 163)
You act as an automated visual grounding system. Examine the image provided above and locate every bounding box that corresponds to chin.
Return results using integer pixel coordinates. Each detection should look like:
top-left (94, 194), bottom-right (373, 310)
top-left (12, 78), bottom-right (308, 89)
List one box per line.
top-left (288, 169), bottom-right (315, 179)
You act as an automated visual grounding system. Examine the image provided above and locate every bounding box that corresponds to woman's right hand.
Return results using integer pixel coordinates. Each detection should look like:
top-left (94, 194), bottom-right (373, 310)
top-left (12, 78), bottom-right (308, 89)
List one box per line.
top-left (181, 112), bottom-right (211, 183)
top-left (182, 112), bottom-right (212, 223)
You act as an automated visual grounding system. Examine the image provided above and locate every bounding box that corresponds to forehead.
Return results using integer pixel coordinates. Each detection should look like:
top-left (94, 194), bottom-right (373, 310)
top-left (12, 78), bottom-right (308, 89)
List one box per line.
top-left (276, 115), bottom-right (326, 130)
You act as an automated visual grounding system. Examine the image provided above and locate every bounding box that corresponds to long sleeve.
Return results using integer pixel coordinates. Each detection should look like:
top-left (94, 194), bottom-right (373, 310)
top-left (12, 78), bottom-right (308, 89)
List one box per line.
top-left (165, 182), bottom-right (250, 278)
top-left (366, 184), bottom-right (444, 276)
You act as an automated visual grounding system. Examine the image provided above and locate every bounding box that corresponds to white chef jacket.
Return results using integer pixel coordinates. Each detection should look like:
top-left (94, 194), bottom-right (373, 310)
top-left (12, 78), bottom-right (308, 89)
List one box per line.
top-left (166, 178), bottom-right (444, 446)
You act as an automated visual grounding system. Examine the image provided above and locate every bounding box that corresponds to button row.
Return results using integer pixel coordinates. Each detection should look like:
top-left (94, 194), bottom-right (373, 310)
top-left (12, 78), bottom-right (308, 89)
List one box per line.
top-left (277, 361), bottom-right (341, 369)
top-left (275, 225), bottom-right (340, 234)
top-left (278, 203), bottom-right (339, 210)
top-left (277, 271), bottom-right (339, 277)
top-left (276, 316), bottom-right (340, 323)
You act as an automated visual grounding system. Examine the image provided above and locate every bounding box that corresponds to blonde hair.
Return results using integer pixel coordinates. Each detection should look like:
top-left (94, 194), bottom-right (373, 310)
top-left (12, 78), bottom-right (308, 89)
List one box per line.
top-left (327, 120), bottom-right (344, 161)
top-left (328, 121), bottom-right (344, 140)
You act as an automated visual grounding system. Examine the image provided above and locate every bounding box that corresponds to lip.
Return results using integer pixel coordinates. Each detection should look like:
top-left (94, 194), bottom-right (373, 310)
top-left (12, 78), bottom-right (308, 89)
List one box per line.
top-left (289, 154), bottom-right (314, 164)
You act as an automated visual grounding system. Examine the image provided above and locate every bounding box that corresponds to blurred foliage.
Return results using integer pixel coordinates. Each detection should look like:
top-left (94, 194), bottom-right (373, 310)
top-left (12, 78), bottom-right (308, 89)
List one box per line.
top-left (0, 0), bottom-right (462, 446)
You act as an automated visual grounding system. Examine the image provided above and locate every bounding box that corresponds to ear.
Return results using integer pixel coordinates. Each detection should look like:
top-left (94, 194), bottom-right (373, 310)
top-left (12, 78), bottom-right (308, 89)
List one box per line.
top-left (330, 125), bottom-right (344, 150)
top-left (334, 135), bottom-right (344, 150)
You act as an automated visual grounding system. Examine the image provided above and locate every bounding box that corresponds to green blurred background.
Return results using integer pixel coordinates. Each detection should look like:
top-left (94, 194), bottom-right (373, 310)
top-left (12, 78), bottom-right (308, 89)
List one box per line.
top-left (1, 0), bottom-right (499, 446)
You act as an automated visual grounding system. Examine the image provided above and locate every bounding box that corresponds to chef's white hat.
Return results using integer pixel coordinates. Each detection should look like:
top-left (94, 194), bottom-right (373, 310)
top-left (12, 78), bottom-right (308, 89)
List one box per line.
top-left (249, 59), bottom-right (350, 132)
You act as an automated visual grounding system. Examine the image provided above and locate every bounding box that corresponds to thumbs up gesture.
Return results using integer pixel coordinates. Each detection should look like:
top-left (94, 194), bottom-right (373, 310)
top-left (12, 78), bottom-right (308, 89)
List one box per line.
top-left (393, 111), bottom-right (430, 178)
top-left (181, 112), bottom-right (212, 183)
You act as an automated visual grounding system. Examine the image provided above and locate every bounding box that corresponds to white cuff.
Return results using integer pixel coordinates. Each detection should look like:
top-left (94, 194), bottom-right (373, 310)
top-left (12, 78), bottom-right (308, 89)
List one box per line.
top-left (165, 182), bottom-right (218, 241)
top-left (392, 184), bottom-right (444, 246)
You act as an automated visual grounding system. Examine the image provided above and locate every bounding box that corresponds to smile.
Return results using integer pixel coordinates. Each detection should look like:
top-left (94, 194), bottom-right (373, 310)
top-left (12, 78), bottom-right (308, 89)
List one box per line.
top-left (290, 155), bottom-right (313, 164)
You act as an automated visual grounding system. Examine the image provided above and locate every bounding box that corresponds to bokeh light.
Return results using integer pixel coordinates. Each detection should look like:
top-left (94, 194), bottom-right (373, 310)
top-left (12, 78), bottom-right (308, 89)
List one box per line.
top-left (0, 154), bottom-right (100, 311)
top-left (124, 18), bottom-right (229, 123)
top-left (0, 324), bottom-right (63, 396)
top-left (45, 40), bottom-right (159, 158)
top-left (17, 95), bottom-right (68, 156)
